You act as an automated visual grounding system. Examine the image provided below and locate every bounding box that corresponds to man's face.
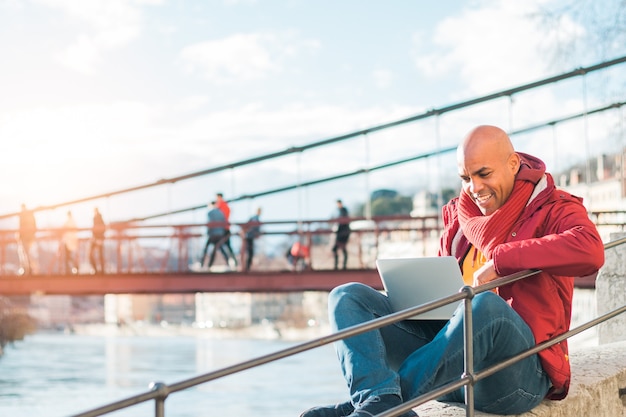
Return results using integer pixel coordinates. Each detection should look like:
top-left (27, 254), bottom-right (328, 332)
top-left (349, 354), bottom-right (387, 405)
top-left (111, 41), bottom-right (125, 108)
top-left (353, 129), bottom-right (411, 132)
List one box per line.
top-left (457, 150), bottom-right (519, 216)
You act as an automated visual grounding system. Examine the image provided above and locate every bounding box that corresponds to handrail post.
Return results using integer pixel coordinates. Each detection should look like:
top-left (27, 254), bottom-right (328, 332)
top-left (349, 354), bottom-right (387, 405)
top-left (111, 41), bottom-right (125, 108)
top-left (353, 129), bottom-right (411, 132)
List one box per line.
top-left (0, 232), bottom-right (5, 275)
top-left (461, 286), bottom-right (476, 417)
top-left (149, 382), bottom-right (169, 417)
top-left (176, 226), bottom-right (183, 272)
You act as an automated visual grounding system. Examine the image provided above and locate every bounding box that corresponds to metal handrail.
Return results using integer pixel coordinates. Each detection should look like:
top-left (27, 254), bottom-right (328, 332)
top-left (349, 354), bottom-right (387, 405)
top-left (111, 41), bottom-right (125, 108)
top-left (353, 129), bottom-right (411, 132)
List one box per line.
top-left (381, 303), bottom-right (626, 417)
top-left (69, 237), bottom-right (626, 417)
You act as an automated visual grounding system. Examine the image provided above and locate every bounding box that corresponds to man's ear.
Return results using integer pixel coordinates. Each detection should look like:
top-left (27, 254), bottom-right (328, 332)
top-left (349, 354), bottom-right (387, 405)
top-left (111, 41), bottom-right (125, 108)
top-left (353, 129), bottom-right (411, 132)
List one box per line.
top-left (509, 152), bottom-right (521, 174)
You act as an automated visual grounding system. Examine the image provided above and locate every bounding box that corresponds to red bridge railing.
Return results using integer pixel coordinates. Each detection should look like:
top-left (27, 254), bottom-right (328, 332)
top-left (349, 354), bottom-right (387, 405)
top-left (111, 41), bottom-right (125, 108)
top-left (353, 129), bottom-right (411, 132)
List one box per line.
top-left (0, 214), bottom-right (442, 276)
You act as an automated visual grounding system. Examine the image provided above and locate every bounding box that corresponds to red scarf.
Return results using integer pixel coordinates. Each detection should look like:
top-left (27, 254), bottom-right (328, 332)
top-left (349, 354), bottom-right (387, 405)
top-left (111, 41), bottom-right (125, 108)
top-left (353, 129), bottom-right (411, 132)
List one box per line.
top-left (457, 178), bottom-right (534, 260)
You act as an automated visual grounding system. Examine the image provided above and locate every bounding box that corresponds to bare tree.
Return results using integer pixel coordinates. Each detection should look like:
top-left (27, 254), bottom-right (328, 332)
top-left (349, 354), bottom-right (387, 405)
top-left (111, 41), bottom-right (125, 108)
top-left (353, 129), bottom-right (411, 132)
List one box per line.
top-left (533, 0), bottom-right (626, 66)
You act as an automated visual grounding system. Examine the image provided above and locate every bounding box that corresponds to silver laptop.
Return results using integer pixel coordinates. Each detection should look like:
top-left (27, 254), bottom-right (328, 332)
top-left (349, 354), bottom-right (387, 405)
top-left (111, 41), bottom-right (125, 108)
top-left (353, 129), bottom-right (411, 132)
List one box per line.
top-left (376, 256), bottom-right (465, 320)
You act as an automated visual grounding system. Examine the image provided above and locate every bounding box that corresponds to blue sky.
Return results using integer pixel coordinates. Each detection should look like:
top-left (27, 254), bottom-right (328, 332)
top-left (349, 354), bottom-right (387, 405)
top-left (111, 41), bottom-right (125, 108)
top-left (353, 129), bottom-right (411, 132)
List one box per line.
top-left (1, 0), bottom-right (624, 229)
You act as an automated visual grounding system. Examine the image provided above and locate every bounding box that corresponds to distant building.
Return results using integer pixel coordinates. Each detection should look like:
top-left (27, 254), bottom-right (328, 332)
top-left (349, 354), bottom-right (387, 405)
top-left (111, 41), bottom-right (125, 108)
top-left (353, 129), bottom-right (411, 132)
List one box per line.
top-left (558, 152), bottom-right (626, 210)
top-left (557, 151), bottom-right (626, 240)
top-left (410, 190), bottom-right (439, 218)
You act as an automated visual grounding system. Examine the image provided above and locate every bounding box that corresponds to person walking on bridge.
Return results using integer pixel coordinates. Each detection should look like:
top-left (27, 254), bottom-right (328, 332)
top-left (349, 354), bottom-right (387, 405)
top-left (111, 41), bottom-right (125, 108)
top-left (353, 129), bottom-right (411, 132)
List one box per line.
top-left (89, 207), bottom-right (106, 274)
top-left (331, 199), bottom-right (351, 270)
top-left (17, 203), bottom-right (37, 275)
top-left (215, 192), bottom-right (238, 269)
top-left (243, 206), bottom-right (262, 272)
top-left (300, 125), bottom-right (605, 417)
top-left (201, 201), bottom-right (229, 270)
top-left (62, 210), bottom-right (79, 274)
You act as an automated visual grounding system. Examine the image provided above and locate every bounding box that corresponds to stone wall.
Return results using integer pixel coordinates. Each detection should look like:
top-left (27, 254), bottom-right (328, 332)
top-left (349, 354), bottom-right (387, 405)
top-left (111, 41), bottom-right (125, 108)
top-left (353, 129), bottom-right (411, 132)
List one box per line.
top-left (596, 232), bottom-right (626, 345)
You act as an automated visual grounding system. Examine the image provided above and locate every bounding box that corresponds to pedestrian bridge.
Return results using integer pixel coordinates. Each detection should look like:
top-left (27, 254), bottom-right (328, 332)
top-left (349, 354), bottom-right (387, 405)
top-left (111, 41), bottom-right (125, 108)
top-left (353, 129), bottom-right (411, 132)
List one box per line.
top-left (2, 54), bottom-right (625, 297)
top-left (0, 214), bottom-right (442, 296)
top-left (0, 213), bottom-right (607, 296)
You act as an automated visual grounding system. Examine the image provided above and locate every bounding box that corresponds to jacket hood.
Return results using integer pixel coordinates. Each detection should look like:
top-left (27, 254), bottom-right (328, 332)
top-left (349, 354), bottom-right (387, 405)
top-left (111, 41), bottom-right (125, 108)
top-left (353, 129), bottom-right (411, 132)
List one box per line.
top-left (517, 152), bottom-right (546, 184)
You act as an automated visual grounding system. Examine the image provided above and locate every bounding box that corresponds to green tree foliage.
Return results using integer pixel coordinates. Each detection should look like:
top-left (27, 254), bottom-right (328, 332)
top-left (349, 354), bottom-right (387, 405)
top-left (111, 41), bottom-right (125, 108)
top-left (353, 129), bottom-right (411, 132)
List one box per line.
top-left (441, 188), bottom-right (459, 205)
top-left (370, 194), bottom-right (413, 216)
top-left (354, 189), bottom-right (413, 217)
top-left (355, 188), bottom-right (460, 218)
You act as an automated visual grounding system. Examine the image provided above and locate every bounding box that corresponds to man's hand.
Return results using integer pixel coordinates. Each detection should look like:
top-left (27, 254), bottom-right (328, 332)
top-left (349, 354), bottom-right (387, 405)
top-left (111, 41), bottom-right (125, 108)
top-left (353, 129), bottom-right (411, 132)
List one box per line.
top-left (473, 259), bottom-right (499, 286)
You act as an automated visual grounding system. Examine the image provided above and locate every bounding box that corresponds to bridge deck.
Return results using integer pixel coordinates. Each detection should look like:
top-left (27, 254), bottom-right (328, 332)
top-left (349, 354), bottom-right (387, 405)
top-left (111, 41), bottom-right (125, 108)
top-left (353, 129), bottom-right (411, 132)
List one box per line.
top-left (0, 269), bottom-right (596, 296)
top-left (0, 269), bottom-right (385, 296)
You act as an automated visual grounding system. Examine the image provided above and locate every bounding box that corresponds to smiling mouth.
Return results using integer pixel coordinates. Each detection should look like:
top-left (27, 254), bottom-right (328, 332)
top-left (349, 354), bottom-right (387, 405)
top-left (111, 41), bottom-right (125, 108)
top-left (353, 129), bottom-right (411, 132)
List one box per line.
top-left (472, 193), bottom-right (493, 205)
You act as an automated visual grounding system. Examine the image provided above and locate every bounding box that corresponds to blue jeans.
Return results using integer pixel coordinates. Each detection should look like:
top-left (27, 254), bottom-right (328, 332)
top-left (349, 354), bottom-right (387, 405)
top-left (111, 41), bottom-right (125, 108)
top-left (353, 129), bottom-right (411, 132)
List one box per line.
top-left (328, 283), bottom-right (551, 415)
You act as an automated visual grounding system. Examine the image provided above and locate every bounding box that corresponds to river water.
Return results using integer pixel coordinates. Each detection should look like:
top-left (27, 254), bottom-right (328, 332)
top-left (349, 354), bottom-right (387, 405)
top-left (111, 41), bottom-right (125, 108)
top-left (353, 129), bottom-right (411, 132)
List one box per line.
top-left (0, 289), bottom-right (599, 417)
top-left (0, 332), bottom-right (347, 417)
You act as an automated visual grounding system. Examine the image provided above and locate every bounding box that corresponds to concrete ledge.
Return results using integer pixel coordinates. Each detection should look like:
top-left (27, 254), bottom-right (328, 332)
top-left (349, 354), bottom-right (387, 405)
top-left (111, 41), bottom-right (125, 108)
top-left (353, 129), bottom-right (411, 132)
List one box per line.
top-left (414, 341), bottom-right (626, 417)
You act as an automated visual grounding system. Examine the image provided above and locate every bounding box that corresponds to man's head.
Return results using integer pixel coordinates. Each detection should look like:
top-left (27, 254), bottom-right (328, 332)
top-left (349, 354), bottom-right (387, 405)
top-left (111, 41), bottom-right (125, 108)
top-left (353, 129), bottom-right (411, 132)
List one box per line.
top-left (456, 125), bottom-right (521, 216)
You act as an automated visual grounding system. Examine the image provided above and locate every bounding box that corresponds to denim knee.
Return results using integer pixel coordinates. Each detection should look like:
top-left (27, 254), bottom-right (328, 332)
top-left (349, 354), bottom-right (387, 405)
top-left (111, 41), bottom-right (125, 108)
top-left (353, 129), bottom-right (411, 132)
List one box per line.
top-left (471, 291), bottom-right (509, 319)
top-left (328, 282), bottom-right (388, 322)
top-left (328, 282), bottom-right (375, 307)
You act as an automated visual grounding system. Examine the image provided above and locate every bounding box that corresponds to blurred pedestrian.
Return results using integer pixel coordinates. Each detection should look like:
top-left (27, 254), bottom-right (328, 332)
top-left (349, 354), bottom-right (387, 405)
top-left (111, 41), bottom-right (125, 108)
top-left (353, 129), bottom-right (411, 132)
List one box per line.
top-left (243, 207), bottom-right (262, 272)
top-left (89, 207), bottom-right (106, 274)
top-left (17, 203), bottom-right (37, 275)
top-left (286, 239), bottom-right (310, 271)
top-left (62, 210), bottom-right (79, 274)
top-left (332, 199), bottom-right (351, 270)
top-left (201, 201), bottom-right (229, 269)
top-left (215, 192), bottom-right (238, 268)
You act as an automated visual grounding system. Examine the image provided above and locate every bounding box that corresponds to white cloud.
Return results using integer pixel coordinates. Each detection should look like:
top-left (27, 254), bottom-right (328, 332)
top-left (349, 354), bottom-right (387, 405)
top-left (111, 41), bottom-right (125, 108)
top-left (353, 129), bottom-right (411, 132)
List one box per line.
top-left (406, 0), bottom-right (605, 169)
top-left (180, 32), bottom-right (320, 83)
top-left (223, 0), bottom-right (258, 4)
top-left (372, 69), bottom-right (394, 89)
top-left (180, 33), bottom-right (278, 82)
top-left (0, 100), bottom-right (161, 198)
top-left (0, 97), bottom-right (424, 210)
top-left (413, 0), bottom-right (586, 94)
top-left (55, 34), bottom-right (101, 74)
top-left (37, 0), bottom-right (154, 74)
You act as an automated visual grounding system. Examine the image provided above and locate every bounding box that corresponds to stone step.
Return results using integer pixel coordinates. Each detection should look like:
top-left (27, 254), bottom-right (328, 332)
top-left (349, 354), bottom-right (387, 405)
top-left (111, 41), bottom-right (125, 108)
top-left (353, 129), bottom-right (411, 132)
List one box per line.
top-left (413, 340), bottom-right (626, 417)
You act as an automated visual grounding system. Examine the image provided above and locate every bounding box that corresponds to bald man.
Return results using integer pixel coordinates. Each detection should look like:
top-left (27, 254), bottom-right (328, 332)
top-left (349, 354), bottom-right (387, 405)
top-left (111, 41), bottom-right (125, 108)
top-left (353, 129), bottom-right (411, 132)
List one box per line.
top-left (300, 125), bottom-right (604, 417)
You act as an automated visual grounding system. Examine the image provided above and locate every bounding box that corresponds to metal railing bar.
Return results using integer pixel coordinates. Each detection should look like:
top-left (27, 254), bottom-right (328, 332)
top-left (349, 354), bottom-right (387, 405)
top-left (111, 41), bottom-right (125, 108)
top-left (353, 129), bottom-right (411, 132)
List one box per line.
top-left (475, 303), bottom-right (626, 382)
top-left (69, 296), bottom-right (468, 416)
top-left (508, 101), bottom-right (626, 136)
top-left (70, 389), bottom-right (169, 417)
top-left (378, 304), bottom-right (626, 417)
top-left (67, 271), bottom-right (538, 417)
top-left (123, 147), bottom-right (458, 222)
top-left (73, 303), bottom-right (624, 417)
top-left (600, 235), bottom-right (626, 250)
top-left (462, 288), bottom-right (476, 417)
top-left (70, 239), bottom-right (625, 417)
top-left (121, 99), bottom-right (626, 223)
top-left (168, 289), bottom-right (473, 393)
top-left (470, 269), bottom-right (541, 293)
top-left (378, 376), bottom-right (473, 417)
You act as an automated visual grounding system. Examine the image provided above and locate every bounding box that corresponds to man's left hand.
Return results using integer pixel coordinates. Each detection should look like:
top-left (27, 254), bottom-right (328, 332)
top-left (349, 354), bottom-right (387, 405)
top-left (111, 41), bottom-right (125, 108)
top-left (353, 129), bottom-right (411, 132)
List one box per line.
top-left (473, 259), bottom-right (499, 286)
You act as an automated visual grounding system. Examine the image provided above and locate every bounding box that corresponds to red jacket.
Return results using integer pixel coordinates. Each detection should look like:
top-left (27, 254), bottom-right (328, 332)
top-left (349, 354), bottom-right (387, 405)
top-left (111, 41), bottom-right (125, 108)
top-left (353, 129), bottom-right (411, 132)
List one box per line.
top-left (439, 153), bottom-right (604, 399)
